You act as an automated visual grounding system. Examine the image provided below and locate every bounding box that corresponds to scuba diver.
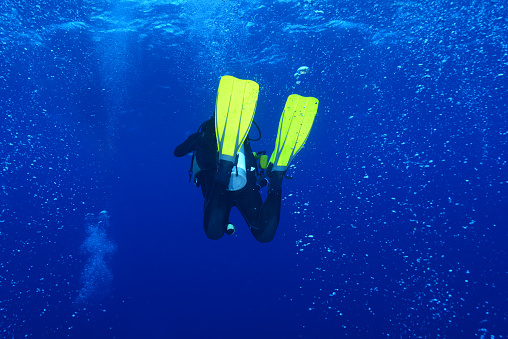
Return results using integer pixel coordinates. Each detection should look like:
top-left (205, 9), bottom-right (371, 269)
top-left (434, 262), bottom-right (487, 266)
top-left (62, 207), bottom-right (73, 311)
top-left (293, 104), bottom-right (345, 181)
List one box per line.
top-left (174, 75), bottom-right (318, 242)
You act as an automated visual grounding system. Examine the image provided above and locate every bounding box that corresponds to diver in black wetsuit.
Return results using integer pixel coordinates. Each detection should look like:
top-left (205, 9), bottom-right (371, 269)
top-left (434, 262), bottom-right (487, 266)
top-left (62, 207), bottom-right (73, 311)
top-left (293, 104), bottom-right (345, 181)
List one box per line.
top-left (174, 118), bottom-right (284, 242)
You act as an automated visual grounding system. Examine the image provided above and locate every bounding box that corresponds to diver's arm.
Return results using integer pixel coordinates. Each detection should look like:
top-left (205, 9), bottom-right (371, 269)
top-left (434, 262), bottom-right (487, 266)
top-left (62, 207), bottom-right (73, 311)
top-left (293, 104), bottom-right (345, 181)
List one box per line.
top-left (174, 132), bottom-right (202, 157)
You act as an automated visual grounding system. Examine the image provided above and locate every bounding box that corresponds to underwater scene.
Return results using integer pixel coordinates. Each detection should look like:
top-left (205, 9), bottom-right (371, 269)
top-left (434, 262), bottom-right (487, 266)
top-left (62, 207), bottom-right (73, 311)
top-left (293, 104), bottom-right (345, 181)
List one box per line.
top-left (1, 0), bottom-right (507, 337)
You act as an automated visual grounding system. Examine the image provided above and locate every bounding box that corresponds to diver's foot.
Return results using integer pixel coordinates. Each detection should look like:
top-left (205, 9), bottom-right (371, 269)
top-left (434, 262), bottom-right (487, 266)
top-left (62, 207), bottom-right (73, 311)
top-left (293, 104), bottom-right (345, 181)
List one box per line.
top-left (215, 160), bottom-right (235, 186)
top-left (256, 177), bottom-right (269, 190)
top-left (268, 169), bottom-right (285, 194)
top-left (225, 223), bottom-right (235, 236)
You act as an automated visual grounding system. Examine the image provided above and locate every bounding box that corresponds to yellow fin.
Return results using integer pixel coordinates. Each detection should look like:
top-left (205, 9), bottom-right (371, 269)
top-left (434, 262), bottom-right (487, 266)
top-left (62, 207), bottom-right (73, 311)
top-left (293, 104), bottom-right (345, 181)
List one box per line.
top-left (269, 94), bottom-right (319, 170)
top-left (215, 75), bottom-right (259, 162)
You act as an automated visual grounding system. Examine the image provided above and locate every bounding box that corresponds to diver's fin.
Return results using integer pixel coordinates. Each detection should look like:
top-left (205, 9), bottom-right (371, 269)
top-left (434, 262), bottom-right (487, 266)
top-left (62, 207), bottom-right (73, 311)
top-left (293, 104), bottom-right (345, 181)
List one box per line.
top-left (215, 75), bottom-right (259, 162)
top-left (269, 94), bottom-right (319, 171)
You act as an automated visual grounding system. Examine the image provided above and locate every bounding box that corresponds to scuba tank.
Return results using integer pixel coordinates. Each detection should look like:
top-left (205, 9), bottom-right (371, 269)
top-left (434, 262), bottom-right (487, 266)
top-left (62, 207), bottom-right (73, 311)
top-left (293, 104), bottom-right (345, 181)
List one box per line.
top-left (227, 144), bottom-right (247, 191)
top-left (191, 144), bottom-right (248, 190)
top-left (190, 144), bottom-right (251, 191)
top-left (188, 119), bottom-right (265, 190)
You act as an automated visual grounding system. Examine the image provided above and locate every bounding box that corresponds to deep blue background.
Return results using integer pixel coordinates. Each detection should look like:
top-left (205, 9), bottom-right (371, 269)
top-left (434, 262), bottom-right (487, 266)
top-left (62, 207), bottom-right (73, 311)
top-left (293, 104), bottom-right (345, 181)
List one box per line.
top-left (1, 0), bottom-right (507, 338)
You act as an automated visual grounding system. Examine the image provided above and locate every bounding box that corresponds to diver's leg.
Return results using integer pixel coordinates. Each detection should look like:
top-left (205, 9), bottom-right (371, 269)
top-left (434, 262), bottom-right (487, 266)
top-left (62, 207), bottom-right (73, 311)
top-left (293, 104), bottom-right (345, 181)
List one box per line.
top-left (198, 170), bottom-right (214, 199)
top-left (203, 188), bottom-right (232, 240)
top-left (203, 161), bottom-right (234, 240)
top-left (252, 190), bottom-right (282, 243)
top-left (235, 185), bottom-right (263, 229)
top-left (239, 171), bottom-right (284, 242)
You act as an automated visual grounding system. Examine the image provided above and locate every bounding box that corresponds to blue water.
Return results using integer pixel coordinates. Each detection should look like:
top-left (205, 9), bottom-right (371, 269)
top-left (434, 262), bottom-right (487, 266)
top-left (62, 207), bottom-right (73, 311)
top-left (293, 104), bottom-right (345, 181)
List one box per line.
top-left (1, 0), bottom-right (507, 338)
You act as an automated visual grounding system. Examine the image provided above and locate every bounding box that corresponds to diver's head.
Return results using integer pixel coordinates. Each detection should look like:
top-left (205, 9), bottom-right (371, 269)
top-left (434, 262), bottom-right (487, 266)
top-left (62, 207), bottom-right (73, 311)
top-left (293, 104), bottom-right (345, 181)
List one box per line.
top-left (199, 115), bottom-right (215, 133)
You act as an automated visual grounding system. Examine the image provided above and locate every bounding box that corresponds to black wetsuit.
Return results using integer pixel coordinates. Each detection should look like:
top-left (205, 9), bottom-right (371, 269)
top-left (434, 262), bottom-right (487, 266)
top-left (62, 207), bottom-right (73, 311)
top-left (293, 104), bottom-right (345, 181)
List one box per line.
top-left (174, 119), bottom-right (282, 243)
